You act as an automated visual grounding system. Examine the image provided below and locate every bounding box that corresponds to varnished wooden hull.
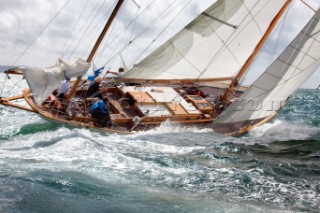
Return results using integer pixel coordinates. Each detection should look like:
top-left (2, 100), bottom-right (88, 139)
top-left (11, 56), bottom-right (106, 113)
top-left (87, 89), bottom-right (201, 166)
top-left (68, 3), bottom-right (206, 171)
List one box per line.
top-left (0, 86), bottom-right (282, 136)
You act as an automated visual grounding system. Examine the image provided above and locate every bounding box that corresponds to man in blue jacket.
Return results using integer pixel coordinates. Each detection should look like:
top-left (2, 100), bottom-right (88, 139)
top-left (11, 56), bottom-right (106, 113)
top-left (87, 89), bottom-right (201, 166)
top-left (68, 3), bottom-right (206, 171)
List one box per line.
top-left (90, 97), bottom-right (111, 128)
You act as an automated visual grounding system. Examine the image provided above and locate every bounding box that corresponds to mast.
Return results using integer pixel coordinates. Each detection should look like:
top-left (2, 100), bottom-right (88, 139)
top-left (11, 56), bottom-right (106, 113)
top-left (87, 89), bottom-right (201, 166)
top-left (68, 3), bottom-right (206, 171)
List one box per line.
top-left (221, 0), bottom-right (292, 101)
top-left (68, 0), bottom-right (125, 99)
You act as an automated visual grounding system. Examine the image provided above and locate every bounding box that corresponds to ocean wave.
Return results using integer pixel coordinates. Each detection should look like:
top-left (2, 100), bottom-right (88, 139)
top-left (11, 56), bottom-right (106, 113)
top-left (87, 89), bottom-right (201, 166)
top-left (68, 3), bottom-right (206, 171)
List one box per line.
top-left (248, 119), bottom-right (320, 143)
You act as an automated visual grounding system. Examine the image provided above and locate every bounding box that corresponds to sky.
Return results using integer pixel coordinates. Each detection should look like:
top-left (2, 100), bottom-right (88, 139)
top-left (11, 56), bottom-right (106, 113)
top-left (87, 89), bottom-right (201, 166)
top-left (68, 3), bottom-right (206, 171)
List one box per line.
top-left (0, 0), bottom-right (319, 88)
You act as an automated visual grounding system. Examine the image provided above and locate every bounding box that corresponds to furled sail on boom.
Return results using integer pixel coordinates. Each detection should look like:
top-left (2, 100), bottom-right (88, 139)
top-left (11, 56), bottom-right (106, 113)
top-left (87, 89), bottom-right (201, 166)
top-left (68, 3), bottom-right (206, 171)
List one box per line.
top-left (213, 8), bottom-right (320, 134)
top-left (123, 0), bottom-right (287, 82)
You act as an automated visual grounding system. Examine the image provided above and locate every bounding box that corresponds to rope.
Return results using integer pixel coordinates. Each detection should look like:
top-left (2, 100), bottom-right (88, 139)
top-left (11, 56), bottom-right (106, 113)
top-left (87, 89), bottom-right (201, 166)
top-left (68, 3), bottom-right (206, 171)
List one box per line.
top-left (13, 0), bottom-right (72, 65)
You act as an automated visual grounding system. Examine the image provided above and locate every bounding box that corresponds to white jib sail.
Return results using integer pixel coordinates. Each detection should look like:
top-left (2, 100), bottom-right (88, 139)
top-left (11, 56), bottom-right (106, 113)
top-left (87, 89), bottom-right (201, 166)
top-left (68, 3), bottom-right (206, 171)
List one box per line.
top-left (213, 8), bottom-right (320, 130)
top-left (21, 58), bottom-right (90, 105)
top-left (123, 0), bottom-right (287, 81)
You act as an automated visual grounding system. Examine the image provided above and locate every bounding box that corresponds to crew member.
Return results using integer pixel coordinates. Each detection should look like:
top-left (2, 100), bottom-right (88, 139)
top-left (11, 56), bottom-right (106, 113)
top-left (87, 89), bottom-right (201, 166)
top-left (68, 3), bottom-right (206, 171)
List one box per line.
top-left (85, 76), bottom-right (103, 99)
top-left (106, 67), bottom-right (125, 77)
top-left (90, 97), bottom-right (111, 128)
top-left (56, 76), bottom-right (71, 101)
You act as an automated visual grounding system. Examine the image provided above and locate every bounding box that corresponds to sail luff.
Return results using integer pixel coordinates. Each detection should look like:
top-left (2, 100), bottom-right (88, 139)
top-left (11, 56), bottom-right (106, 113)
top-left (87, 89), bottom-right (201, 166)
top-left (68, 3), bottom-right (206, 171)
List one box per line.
top-left (68, 0), bottom-right (125, 100)
top-left (221, 0), bottom-right (293, 101)
top-left (213, 7), bottom-right (320, 135)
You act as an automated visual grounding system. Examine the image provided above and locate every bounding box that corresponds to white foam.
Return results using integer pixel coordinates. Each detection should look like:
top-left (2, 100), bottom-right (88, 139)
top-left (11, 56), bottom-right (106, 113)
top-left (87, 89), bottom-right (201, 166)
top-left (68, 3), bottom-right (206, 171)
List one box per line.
top-left (132, 119), bottom-right (213, 136)
top-left (247, 119), bottom-right (319, 143)
top-left (249, 119), bottom-right (283, 138)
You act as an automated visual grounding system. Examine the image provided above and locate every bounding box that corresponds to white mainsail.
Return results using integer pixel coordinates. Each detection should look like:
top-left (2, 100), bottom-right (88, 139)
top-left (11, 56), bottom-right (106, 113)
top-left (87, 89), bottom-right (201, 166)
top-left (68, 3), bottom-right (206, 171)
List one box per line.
top-left (123, 0), bottom-right (287, 81)
top-left (213, 8), bottom-right (320, 134)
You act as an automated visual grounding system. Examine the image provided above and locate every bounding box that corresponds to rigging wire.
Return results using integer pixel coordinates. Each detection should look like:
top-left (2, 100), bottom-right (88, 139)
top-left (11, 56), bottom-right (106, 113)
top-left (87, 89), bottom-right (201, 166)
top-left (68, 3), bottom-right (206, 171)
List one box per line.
top-left (134, 0), bottom-right (193, 64)
top-left (120, 0), bottom-right (196, 105)
top-left (12, 0), bottom-right (73, 65)
top-left (100, 0), bottom-right (187, 69)
top-left (68, 0), bottom-right (113, 59)
top-left (267, 3), bottom-right (291, 64)
top-left (108, 0), bottom-right (266, 82)
top-left (100, 0), bottom-right (146, 68)
top-left (130, 1), bottom-right (180, 43)
top-left (240, 7), bottom-right (290, 89)
top-left (93, 0), bottom-right (157, 60)
top-left (64, 0), bottom-right (104, 59)
top-left (93, 0), bottom-right (181, 70)
top-left (142, 0), bottom-right (266, 82)
top-left (83, 0), bottom-right (122, 62)
top-left (131, 0), bottom-right (141, 8)
top-left (195, 0), bottom-right (268, 80)
top-left (235, 12), bottom-right (319, 120)
top-left (0, 74), bottom-right (27, 97)
top-left (59, 0), bottom-right (90, 58)
top-left (126, 1), bottom-right (216, 79)
top-left (95, 0), bottom-right (128, 65)
top-left (123, 0), bottom-right (145, 62)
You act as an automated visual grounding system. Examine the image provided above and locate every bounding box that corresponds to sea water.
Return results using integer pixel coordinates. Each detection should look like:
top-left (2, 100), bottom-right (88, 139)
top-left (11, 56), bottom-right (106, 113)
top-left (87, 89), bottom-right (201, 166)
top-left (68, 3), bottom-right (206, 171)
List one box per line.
top-left (0, 77), bottom-right (319, 212)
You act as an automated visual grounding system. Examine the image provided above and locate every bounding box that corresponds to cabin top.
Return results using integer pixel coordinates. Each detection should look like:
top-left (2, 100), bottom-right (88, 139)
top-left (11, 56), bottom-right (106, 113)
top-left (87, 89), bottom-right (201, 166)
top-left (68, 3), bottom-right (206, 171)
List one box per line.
top-left (119, 86), bottom-right (203, 117)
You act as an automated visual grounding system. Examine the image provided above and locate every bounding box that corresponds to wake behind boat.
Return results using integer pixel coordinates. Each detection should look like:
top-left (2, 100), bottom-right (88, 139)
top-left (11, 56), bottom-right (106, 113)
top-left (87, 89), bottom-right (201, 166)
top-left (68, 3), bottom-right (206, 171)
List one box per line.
top-left (1, 0), bottom-right (319, 135)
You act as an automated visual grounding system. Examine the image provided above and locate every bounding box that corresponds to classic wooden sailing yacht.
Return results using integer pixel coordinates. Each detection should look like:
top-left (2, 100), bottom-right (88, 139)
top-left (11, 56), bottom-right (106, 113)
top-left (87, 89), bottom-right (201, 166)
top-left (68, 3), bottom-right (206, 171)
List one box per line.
top-left (0, 0), bottom-right (319, 135)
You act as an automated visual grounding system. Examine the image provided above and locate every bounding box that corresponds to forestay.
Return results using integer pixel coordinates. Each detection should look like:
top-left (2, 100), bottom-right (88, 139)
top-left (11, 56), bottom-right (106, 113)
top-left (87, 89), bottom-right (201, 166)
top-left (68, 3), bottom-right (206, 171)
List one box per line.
top-left (213, 9), bottom-right (320, 132)
top-left (123, 0), bottom-right (287, 81)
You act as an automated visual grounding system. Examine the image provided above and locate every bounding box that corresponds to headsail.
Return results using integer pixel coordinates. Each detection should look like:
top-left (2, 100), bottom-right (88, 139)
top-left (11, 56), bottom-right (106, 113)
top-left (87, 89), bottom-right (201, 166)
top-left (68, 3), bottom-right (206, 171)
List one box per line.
top-left (123, 0), bottom-right (287, 82)
top-left (18, 58), bottom-right (89, 105)
top-left (212, 8), bottom-right (320, 134)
